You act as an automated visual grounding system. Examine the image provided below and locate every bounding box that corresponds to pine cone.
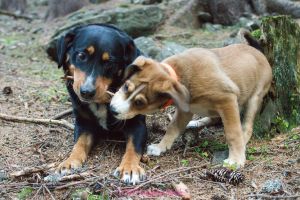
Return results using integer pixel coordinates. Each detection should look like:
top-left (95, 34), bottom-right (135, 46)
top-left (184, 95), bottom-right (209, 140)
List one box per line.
top-left (205, 168), bottom-right (245, 185)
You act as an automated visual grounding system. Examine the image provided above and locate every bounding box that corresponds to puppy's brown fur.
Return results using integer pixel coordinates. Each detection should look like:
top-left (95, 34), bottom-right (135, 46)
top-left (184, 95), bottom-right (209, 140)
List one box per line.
top-left (111, 44), bottom-right (272, 167)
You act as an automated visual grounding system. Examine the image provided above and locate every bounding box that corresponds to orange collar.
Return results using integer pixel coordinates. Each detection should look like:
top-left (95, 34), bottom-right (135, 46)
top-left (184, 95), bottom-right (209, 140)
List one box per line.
top-left (160, 63), bottom-right (178, 110)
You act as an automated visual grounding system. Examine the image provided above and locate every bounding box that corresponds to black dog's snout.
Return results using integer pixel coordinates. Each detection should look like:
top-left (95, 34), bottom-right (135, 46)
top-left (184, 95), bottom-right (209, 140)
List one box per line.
top-left (110, 105), bottom-right (119, 116)
top-left (80, 86), bottom-right (96, 99)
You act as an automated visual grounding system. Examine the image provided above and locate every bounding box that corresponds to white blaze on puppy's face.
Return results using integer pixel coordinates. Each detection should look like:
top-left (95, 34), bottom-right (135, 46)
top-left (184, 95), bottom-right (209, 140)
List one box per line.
top-left (110, 88), bottom-right (131, 118)
top-left (110, 81), bottom-right (149, 119)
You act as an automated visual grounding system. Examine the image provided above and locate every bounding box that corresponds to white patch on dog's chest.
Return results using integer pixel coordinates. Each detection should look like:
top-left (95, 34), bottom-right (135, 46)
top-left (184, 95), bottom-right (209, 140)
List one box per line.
top-left (89, 103), bottom-right (108, 130)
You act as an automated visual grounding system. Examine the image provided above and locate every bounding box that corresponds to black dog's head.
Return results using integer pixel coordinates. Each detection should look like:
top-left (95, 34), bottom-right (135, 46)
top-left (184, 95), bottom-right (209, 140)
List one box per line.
top-left (56, 24), bottom-right (140, 103)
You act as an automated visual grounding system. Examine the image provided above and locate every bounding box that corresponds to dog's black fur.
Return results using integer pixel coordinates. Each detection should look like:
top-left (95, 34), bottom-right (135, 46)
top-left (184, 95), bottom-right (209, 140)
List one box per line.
top-left (54, 24), bottom-right (148, 183)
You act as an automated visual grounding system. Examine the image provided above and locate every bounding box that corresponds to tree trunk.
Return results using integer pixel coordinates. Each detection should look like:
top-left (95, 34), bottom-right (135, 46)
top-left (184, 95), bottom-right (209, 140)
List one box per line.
top-left (253, 15), bottom-right (300, 136)
top-left (45, 0), bottom-right (89, 21)
top-left (208, 0), bottom-right (252, 25)
top-left (0, 0), bottom-right (26, 14)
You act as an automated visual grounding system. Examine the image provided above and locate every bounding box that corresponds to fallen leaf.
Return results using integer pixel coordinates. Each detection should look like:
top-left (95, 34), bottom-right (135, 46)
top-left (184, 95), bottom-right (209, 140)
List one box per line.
top-left (172, 181), bottom-right (191, 200)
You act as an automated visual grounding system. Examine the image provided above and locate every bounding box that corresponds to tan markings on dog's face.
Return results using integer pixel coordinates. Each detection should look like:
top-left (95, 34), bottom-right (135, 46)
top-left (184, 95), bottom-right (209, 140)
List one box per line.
top-left (73, 66), bottom-right (86, 98)
top-left (102, 52), bottom-right (110, 61)
top-left (68, 64), bottom-right (75, 76)
top-left (86, 46), bottom-right (95, 55)
top-left (94, 77), bottom-right (112, 103)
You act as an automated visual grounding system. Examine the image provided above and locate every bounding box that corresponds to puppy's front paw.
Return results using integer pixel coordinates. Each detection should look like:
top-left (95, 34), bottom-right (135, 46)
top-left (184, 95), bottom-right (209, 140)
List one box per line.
top-left (223, 157), bottom-right (245, 169)
top-left (147, 144), bottom-right (166, 156)
top-left (114, 163), bottom-right (146, 185)
top-left (56, 156), bottom-right (86, 174)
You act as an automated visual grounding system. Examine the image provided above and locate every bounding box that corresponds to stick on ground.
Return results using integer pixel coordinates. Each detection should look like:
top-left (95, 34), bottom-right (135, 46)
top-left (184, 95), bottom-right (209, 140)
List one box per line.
top-left (0, 9), bottom-right (33, 20)
top-left (52, 108), bottom-right (73, 120)
top-left (0, 113), bottom-right (74, 130)
top-left (10, 163), bottom-right (56, 178)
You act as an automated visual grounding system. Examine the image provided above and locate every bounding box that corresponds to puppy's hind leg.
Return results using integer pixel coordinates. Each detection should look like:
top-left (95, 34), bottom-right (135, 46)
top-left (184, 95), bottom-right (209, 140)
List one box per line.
top-left (242, 89), bottom-right (266, 144)
top-left (218, 95), bottom-right (246, 167)
top-left (186, 117), bottom-right (221, 129)
top-left (147, 110), bottom-right (193, 156)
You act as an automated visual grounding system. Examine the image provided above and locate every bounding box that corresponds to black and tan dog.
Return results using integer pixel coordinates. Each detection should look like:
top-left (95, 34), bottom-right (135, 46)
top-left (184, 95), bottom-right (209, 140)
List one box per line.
top-left (52, 24), bottom-right (147, 184)
top-left (110, 34), bottom-right (272, 168)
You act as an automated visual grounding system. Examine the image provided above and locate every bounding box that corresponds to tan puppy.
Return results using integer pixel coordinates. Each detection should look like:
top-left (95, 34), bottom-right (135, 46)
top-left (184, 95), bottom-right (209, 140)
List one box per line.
top-left (110, 43), bottom-right (272, 167)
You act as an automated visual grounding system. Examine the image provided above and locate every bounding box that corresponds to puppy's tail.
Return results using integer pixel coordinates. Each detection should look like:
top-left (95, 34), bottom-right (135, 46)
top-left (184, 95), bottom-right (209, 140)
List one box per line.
top-left (239, 28), bottom-right (263, 53)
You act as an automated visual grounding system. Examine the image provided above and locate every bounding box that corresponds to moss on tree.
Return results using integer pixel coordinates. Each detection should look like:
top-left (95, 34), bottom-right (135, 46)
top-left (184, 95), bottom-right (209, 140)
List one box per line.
top-left (254, 15), bottom-right (300, 137)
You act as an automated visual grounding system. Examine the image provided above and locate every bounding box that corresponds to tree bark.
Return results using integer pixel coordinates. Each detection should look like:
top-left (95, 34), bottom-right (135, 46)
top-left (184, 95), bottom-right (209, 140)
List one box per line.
top-left (208, 0), bottom-right (252, 25)
top-left (0, 0), bottom-right (26, 14)
top-left (254, 15), bottom-right (300, 136)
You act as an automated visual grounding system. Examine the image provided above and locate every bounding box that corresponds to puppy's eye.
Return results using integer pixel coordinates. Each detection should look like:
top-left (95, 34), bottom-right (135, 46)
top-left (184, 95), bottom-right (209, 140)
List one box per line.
top-left (77, 52), bottom-right (87, 62)
top-left (134, 99), bottom-right (144, 107)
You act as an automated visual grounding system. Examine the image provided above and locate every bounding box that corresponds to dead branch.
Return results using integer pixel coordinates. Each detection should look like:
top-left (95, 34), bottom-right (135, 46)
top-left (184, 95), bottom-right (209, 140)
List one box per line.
top-left (129, 163), bottom-right (208, 193)
top-left (54, 177), bottom-right (98, 190)
top-left (0, 113), bottom-right (74, 130)
top-left (10, 163), bottom-right (56, 178)
top-left (44, 171), bottom-right (92, 182)
top-left (0, 9), bottom-right (33, 20)
top-left (51, 108), bottom-right (73, 120)
top-left (245, 194), bottom-right (300, 199)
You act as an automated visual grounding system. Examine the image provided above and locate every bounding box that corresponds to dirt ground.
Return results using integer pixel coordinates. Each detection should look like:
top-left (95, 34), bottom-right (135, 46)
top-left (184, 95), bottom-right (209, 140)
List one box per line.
top-left (0, 2), bottom-right (299, 200)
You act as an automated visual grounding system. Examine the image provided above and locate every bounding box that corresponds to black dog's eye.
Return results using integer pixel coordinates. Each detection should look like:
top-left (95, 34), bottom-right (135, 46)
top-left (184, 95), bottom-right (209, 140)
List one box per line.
top-left (77, 52), bottom-right (87, 62)
top-left (134, 99), bottom-right (144, 107)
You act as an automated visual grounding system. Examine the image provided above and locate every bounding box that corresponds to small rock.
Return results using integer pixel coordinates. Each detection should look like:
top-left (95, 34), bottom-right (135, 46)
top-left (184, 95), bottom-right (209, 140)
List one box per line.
top-left (211, 150), bottom-right (229, 165)
top-left (261, 179), bottom-right (283, 194)
top-left (203, 23), bottom-right (223, 32)
top-left (156, 42), bottom-right (187, 61)
top-left (2, 86), bottom-right (12, 95)
top-left (0, 170), bottom-right (8, 182)
top-left (134, 37), bottom-right (161, 59)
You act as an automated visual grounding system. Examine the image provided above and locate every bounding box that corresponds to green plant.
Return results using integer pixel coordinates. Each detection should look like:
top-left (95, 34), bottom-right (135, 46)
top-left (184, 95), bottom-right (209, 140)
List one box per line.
top-left (251, 29), bottom-right (262, 40)
top-left (18, 187), bottom-right (33, 200)
top-left (181, 159), bottom-right (189, 166)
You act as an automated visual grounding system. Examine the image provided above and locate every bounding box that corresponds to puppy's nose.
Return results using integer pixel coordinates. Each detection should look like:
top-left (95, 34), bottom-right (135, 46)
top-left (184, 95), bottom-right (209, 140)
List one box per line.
top-left (110, 105), bottom-right (119, 116)
top-left (80, 86), bottom-right (96, 99)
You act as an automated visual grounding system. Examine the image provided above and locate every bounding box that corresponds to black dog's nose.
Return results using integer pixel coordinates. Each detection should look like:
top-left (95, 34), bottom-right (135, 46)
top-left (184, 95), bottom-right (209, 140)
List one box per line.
top-left (80, 86), bottom-right (96, 99)
top-left (110, 105), bottom-right (119, 116)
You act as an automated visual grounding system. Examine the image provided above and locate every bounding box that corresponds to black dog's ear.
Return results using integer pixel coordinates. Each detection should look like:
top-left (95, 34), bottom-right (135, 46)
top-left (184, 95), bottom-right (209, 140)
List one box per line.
top-left (124, 39), bottom-right (141, 66)
top-left (57, 31), bottom-right (76, 68)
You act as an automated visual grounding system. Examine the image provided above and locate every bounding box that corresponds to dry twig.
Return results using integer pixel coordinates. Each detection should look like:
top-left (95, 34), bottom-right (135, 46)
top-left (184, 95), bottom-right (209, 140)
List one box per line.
top-left (0, 9), bottom-right (33, 20)
top-left (10, 163), bottom-right (56, 178)
top-left (129, 163), bottom-right (208, 193)
top-left (51, 108), bottom-right (73, 120)
top-left (0, 113), bottom-right (74, 130)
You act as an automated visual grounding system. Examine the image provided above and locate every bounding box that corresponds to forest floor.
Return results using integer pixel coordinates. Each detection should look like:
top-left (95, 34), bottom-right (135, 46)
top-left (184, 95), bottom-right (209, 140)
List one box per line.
top-left (0, 2), bottom-right (299, 200)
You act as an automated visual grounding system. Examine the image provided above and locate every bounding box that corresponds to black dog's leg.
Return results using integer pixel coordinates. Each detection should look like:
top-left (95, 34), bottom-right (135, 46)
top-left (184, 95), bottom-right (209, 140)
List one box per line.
top-left (56, 118), bottom-right (95, 173)
top-left (114, 115), bottom-right (147, 185)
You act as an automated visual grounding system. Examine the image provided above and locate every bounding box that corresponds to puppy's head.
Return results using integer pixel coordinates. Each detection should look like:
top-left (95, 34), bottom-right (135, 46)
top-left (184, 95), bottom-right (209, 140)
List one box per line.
top-left (56, 24), bottom-right (140, 104)
top-left (110, 56), bottom-right (190, 119)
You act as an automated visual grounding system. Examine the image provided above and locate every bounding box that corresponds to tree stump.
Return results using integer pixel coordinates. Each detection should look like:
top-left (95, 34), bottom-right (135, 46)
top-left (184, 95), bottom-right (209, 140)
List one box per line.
top-left (253, 15), bottom-right (300, 136)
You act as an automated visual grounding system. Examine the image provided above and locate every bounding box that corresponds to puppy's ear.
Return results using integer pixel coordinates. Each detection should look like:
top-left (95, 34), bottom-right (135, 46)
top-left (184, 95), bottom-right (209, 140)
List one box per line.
top-left (56, 30), bottom-right (76, 68)
top-left (123, 56), bottom-right (148, 80)
top-left (157, 80), bottom-right (190, 112)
